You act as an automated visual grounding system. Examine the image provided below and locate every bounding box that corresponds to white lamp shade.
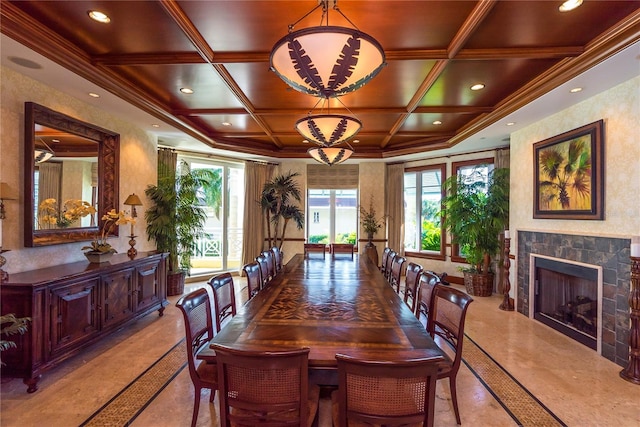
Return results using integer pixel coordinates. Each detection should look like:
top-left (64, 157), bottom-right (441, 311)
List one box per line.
top-left (270, 26), bottom-right (385, 98)
top-left (295, 114), bottom-right (361, 146)
top-left (34, 149), bottom-right (54, 163)
top-left (308, 146), bottom-right (354, 166)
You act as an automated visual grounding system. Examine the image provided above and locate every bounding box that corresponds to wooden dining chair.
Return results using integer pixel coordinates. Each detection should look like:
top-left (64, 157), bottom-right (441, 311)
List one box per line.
top-left (175, 288), bottom-right (218, 427)
top-left (206, 272), bottom-right (237, 333)
top-left (403, 262), bottom-right (423, 312)
top-left (390, 254), bottom-right (406, 293)
top-left (380, 247), bottom-right (391, 274)
top-left (332, 353), bottom-right (441, 427)
top-left (255, 253), bottom-right (270, 289)
top-left (415, 271), bottom-right (441, 326)
top-left (384, 250), bottom-right (397, 282)
top-left (242, 261), bottom-right (261, 300)
top-left (271, 246), bottom-right (284, 274)
top-left (262, 249), bottom-right (277, 280)
top-left (427, 285), bottom-right (474, 425)
top-left (212, 344), bottom-right (320, 427)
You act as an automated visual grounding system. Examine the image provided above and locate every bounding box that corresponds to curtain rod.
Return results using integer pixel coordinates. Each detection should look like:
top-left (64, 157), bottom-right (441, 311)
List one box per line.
top-left (157, 145), bottom-right (279, 166)
top-left (388, 144), bottom-right (510, 165)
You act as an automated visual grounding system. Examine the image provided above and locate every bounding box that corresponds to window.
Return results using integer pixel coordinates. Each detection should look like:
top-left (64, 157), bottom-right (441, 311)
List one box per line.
top-left (179, 156), bottom-right (244, 275)
top-left (306, 164), bottom-right (359, 245)
top-left (404, 164), bottom-right (446, 259)
top-left (450, 158), bottom-right (494, 262)
top-left (307, 189), bottom-right (357, 244)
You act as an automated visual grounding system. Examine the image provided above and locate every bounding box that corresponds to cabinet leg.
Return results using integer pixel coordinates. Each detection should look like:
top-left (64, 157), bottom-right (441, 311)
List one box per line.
top-left (158, 306), bottom-right (165, 317)
top-left (24, 375), bottom-right (41, 393)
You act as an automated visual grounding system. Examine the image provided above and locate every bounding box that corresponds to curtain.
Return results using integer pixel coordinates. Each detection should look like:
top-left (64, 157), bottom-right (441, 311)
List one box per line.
top-left (240, 161), bottom-right (275, 273)
top-left (385, 163), bottom-right (405, 255)
top-left (157, 147), bottom-right (177, 182)
top-left (37, 162), bottom-right (62, 229)
top-left (495, 147), bottom-right (510, 293)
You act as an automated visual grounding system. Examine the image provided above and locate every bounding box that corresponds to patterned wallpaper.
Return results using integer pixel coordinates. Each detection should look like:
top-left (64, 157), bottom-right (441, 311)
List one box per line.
top-left (0, 66), bottom-right (158, 274)
top-left (509, 76), bottom-right (640, 301)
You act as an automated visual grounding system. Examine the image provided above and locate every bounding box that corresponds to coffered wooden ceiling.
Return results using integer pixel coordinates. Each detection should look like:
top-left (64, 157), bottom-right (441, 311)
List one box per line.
top-left (2, 1), bottom-right (639, 159)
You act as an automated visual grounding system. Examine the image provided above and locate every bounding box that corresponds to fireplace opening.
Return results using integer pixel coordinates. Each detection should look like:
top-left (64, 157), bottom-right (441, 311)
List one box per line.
top-left (533, 257), bottom-right (598, 350)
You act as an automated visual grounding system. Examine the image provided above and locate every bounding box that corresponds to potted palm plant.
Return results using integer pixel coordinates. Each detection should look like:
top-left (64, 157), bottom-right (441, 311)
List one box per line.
top-left (440, 166), bottom-right (509, 296)
top-left (260, 171), bottom-right (304, 250)
top-left (145, 161), bottom-right (216, 295)
top-left (359, 195), bottom-right (385, 265)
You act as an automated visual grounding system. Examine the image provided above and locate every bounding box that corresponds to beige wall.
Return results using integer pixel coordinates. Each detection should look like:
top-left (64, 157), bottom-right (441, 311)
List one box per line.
top-left (509, 76), bottom-right (640, 298)
top-left (0, 66), bottom-right (158, 274)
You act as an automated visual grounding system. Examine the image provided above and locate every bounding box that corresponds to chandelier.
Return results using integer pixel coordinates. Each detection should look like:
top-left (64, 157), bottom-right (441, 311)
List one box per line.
top-left (295, 97), bottom-right (361, 146)
top-left (270, 0), bottom-right (385, 98)
top-left (34, 138), bottom-right (54, 163)
top-left (307, 144), bottom-right (354, 166)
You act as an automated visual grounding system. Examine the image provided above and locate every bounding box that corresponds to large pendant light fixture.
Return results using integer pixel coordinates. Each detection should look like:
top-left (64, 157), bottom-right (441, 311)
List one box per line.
top-left (308, 144), bottom-right (354, 166)
top-left (34, 138), bottom-right (54, 163)
top-left (270, 0), bottom-right (385, 98)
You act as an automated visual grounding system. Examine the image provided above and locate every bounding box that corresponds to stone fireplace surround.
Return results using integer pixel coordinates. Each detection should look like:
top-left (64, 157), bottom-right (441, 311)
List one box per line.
top-left (517, 231), bottom-right (631, 367)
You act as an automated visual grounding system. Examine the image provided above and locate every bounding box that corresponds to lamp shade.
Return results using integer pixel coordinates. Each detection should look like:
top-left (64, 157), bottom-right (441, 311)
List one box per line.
top-left (308, 145), bottom-right (354, 166)
top-left (124, 193), bottom-right (143, 206)
top-left (270, 26), bottom-right (385, 98)
top-left (295, 114), bottom-right (361, 146)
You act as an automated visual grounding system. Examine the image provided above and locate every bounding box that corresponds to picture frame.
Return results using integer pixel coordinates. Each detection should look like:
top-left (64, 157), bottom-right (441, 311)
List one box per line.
top-left (533, 120), bottom-right (604, 220)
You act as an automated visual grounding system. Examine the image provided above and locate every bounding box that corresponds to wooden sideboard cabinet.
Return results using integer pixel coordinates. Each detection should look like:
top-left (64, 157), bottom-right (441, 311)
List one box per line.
top-left (0, 251), bottom-right (168, 393)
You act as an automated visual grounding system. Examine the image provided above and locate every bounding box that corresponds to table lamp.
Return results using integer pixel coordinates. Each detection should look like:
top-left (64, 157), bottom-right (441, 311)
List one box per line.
top-left (124, 193), bottom-right (143, 258)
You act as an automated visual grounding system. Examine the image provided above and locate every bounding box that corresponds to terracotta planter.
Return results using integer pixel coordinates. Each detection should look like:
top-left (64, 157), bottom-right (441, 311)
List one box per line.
top-left (463, 271), bottom-right (494, 297)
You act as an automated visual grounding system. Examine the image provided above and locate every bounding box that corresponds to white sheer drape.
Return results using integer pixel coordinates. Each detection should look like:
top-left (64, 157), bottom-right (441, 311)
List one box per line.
top-left (37, 162), bottom-right (62, 229)
top-left (385, 163), bottom-right (405, 255)
top-left (240, 161), bottom-right (275, 273)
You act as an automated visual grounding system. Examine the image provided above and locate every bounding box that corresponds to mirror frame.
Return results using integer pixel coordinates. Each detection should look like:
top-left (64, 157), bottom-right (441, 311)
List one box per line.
top-left (24, 102), bottom-right (120, 247)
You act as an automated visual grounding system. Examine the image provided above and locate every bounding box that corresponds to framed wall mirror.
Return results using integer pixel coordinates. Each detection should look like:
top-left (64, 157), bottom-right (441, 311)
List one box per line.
top-left (24, 102), bottom-right (120, 247)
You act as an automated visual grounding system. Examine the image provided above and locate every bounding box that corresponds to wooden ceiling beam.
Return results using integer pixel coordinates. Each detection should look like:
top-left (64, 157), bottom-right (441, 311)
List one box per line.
top-left (158, 0), bottom-right (215, 62)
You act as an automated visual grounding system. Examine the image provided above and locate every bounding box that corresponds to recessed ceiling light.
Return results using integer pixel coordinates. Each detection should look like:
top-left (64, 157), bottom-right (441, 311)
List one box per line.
top-left (88, 92), bottom-right (100, 98)
top-left (152, 124), bottom-right (160, 128)
top-left (222, 122), bottom-right (232, 127)
top-left (352, 139), bottom-right (360, 143)
top-left (506, 122), bottom-right (516, 126)
top-left (52, 139), bottom-right (60, 143)
top-left (88, 10), bottom-right (110, 23)
top-left (559, 0), bottom-right (583, 12)
top-left (470, 83), bottom-right (485, 91)
top-left (180, 87), bottom-right (194, 94)
top-left (570, 87), bottom-right (583, 93)
top-left (302, 139), bottom-right (309, 144)
top-left (432, 120), bottom-right (442, 125)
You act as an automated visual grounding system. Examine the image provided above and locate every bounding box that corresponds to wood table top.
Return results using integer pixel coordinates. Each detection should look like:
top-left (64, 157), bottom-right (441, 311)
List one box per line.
top-left (200, 253), bottom-right (446, 368)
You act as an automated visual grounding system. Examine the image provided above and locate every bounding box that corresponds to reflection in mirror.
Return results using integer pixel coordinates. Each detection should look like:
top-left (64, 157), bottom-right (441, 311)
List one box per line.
top-left (24, 102), bottom-right (120, 247)
top-left (34, 125), bottom-right (99, 230)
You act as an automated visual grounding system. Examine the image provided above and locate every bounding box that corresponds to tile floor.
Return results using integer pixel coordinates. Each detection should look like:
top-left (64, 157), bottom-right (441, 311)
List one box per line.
top-left (1, 275), bottom-right (639, 426)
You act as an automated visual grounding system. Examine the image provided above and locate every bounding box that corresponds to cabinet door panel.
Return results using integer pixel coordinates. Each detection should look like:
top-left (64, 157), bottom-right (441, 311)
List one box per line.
top-left (50, 279), bottom-right (99, 357)
top-left (136, 261), bottom-right (160, 312)
top-left (102, 268), bottom-right (136, 329)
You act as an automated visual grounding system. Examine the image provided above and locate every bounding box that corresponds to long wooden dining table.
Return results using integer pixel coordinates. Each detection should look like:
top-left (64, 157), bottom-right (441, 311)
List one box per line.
top-left (198, 253), bottom-right (447, 384)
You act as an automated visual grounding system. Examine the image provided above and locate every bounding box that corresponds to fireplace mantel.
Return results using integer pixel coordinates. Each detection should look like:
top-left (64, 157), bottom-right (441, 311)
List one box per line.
top-left (517, 231), bottom-right (631, 367)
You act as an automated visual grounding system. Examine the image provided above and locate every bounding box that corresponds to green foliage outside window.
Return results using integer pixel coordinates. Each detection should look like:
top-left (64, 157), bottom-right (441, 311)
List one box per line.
top-left (420, 220), bottom-right (441, 251)
top-left (308, 234), bottom-right (328, 244)
top-left (336, 232), bottom-right (357, 245)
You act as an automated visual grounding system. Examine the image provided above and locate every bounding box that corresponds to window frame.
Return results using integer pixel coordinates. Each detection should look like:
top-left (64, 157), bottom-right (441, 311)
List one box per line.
top-left (403, 163), bottom-right (446, 261)
top-left (449, 158), bottom-right (495, 263)
top-left (306, 188), bottom-right (358, 244)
